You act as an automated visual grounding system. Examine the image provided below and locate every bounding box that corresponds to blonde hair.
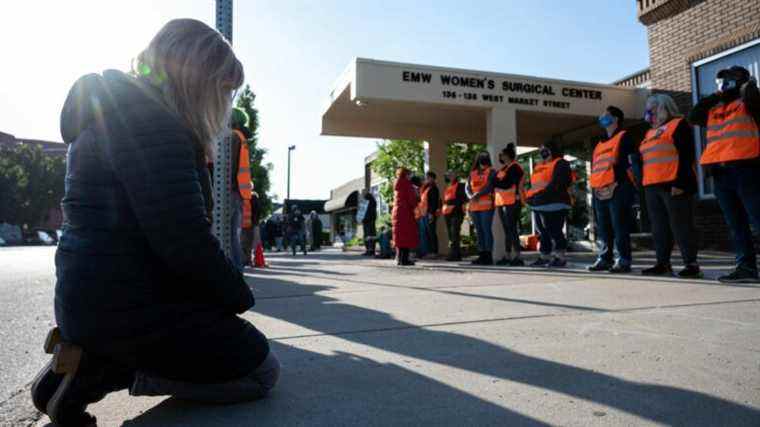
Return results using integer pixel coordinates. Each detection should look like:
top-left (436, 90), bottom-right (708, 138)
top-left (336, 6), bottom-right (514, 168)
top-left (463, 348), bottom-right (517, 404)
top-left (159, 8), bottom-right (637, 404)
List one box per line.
top-left (645, 93), bottom-right (681, 124)
top-left (134, 19), bottom-right (244, 156)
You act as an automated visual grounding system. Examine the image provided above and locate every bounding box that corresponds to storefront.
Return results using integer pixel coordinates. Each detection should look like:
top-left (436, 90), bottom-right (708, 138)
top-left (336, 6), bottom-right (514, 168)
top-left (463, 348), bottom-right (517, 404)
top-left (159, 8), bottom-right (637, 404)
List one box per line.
top-left (322, 58), bottom-right (648, 259)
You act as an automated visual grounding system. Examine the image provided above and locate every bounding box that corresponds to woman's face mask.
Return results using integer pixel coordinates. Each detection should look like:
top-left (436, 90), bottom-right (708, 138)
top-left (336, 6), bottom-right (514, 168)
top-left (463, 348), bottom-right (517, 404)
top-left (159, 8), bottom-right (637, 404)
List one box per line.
top-left (598, 113), bottom-right (615, 129)
top-left (644, 107), bottom-right (657, 126)
top-left (540, 148), bottom-right (551, 160)
top-left (716, 78), bottom-right (738, 93)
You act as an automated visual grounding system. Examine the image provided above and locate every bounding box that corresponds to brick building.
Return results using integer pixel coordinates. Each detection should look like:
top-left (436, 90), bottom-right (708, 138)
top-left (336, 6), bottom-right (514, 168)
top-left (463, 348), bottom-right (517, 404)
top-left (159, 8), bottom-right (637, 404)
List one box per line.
top-left (630, 0), bottom-right (760, 249)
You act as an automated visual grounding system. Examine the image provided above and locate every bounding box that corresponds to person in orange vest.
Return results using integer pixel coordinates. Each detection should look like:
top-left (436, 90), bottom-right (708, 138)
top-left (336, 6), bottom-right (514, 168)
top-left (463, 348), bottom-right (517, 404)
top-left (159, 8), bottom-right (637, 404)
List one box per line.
top-left (587, 105), bottom-right (637, 274)
top-left (442, 170), bottom-right (467, 261)
top-left (640, 94), bottom-right (701, 278)
top-left (418, 171), bottom-right (442, 256)
top-left (494, 143), bottom-right (525, 266)
top-left (525, 140), bottom-right (573, 267)
top-left (466, 151), bottom-right (496, 265)
top-left (688, 65), bottom-right (760, 283)
top-left (230, 107), bottom-right (253, 272)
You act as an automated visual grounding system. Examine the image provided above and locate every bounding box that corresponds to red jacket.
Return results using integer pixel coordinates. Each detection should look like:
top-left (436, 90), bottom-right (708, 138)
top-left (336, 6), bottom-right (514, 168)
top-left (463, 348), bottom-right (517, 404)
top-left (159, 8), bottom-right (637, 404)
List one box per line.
top-left (392, 175), bottom-right (419, 249)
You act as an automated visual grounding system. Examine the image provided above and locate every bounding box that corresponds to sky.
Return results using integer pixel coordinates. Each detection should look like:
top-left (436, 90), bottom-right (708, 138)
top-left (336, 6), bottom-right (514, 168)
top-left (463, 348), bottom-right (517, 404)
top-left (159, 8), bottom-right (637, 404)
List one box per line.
top-left (1, 1), bottom-right (648, 201)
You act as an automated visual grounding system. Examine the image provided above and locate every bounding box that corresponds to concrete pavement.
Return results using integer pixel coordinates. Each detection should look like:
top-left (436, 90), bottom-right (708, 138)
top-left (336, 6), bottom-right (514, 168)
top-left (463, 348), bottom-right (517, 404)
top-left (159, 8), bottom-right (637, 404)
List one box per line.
top-left (2, 247), bottom-right (759, 426)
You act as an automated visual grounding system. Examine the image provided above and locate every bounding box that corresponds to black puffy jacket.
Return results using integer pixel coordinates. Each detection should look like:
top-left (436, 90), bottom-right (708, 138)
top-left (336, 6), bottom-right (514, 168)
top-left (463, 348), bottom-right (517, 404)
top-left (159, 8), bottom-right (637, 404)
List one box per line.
top-left (55, 70), bottom-right (268, 383)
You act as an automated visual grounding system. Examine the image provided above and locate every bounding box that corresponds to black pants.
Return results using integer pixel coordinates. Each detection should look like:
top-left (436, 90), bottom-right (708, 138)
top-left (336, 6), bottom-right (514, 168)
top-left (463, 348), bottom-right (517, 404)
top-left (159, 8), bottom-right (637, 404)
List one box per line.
top-left (427, 216), bottom-right (439, 255)
top-left (445, 214), bottom-right (463, 258)
top-left (534, 210), bottom-right (568, 257)
top-left (645, 186), bottom-right (698, 266)
top-left (363, 222), bottom-right (377, 254)
top-left (497, 204), bottom-right (522, 259)
top-left (241, 227), bottom-right (255, 266)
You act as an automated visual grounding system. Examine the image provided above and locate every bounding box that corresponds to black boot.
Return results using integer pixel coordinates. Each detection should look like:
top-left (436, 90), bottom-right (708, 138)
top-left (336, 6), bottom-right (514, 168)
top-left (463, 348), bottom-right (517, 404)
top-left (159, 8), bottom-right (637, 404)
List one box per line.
top-left (401, 248), bottom-right (415, 266)
top-left (482, 252), bottom-right (494, 266)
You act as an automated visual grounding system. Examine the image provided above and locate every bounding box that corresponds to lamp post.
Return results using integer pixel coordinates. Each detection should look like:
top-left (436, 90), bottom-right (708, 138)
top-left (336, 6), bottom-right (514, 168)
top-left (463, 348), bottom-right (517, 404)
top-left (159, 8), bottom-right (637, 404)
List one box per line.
top-left (287, 145), bottom-right (296, 202)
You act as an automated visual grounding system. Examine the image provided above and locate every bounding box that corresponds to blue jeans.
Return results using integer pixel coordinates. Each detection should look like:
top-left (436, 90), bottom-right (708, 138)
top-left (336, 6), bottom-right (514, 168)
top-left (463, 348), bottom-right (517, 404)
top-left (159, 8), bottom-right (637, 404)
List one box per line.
top-left (417, 216), bottom-right (430, 257)
top-left (713, 166), bottom-right (760, 274)
top-left (470, 210), bottom-right (494, 252)
top-left (534, 210), bottom-right (568, 256)
top-left (594, 182), bottom-right (634, 267)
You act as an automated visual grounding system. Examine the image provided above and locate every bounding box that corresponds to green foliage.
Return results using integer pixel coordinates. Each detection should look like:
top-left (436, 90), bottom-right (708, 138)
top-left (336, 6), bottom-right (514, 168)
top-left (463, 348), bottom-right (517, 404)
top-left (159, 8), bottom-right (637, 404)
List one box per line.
top-left (0, 144), bottom-right (66, 228)
top-left (235, 85), bottom-right (273, 219)
top-left (372, 140), bottom-right (487, 207)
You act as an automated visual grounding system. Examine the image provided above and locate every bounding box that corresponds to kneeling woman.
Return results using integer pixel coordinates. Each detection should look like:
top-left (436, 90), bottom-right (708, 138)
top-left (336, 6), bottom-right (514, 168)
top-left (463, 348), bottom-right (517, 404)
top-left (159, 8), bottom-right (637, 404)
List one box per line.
top-left (32, 20), bottom-right (279, 425)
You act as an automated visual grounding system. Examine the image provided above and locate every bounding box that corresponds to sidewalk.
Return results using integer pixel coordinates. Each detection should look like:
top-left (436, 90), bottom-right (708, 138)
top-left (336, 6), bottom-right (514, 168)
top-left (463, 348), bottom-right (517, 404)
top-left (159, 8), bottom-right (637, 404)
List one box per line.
top-left (35, 249), bottom-right (760, 426)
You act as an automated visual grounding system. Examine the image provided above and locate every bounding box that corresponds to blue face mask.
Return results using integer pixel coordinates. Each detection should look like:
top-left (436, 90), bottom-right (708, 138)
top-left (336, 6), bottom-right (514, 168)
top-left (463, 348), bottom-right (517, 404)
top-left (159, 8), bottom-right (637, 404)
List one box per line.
top-left (644, 109), bottom-right (655, 125)
top-left (598, 114), bottom-right (615, 128)
top-left (716, 78), bottom-right (738, 92)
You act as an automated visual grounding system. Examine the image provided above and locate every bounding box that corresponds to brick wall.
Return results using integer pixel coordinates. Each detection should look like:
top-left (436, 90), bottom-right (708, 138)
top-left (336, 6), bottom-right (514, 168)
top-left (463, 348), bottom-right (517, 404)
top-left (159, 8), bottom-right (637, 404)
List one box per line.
top-left (643, 0), bottom-right (760, 251)
top-left (646, 0), bottom-right (760, 109)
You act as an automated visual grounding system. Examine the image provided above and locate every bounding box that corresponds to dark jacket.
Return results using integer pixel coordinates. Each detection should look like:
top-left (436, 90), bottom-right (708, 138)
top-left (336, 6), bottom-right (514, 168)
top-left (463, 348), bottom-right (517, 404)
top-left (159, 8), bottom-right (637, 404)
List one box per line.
top-left (363, 193), bottom-right (377, 225)
top-left (55, 70), bottom-right (267, 383)
top-left (424, 183), bottom-right (441, 214)
top-left (494, 163), bottom-right (524, 191)
top-left (526, 157), bottom-right (573, 207)
top-left (688, 81), bottom-right (760, 170)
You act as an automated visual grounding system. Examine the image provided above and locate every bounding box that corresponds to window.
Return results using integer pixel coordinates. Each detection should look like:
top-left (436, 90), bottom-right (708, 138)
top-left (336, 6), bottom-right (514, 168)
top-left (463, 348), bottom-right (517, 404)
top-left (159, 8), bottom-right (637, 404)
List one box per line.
top-left (690, 38), bottom-right (760, 199)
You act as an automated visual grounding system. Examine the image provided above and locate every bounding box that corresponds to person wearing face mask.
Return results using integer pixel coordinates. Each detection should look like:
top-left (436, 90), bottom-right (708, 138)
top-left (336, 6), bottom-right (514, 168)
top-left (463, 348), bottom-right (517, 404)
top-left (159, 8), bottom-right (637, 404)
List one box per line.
top-left (587, 106), bottom-right (636, 274)
top-left (494, 143), bottom-right (525, 266)
top-left (525, 140), bottom-right (573, 267)
top-left (688, 65), bottom-right (760, 283)
top-left (466, 151), bottom-right (496, 265)
top-left (442, 171), bottom-right (467, 261)
top-left (639, 94), bottom-right (701, 278)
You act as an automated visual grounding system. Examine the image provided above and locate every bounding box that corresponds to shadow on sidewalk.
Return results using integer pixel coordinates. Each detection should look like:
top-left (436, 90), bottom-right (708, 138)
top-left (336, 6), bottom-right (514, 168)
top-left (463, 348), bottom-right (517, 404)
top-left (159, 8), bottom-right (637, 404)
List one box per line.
top-left (119, 268), bottom-right (760, 427)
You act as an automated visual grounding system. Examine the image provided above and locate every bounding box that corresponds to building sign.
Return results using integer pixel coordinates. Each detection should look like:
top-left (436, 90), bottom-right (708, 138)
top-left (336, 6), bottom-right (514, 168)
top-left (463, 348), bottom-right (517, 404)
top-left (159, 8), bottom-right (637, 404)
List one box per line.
top-left (401, 69), bottom-right (604, 111)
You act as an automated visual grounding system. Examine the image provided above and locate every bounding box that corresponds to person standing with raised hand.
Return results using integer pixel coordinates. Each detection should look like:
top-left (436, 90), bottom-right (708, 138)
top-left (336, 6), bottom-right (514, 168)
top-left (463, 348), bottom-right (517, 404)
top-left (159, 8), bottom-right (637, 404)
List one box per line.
top-left (31, 19), bottom-right (279, 425)
top-left (688, 65), bottom-right (760, 283)
top-left (587, 106), bottom-right (636, 274)
top-left (525, 140), bottom-right (573, 268)
top-left (640, 94), bottom-right (701, 278)
top-left (494, 143), bottom-right (525, 266)
top-left (466, 151), bottom-right (496, 265)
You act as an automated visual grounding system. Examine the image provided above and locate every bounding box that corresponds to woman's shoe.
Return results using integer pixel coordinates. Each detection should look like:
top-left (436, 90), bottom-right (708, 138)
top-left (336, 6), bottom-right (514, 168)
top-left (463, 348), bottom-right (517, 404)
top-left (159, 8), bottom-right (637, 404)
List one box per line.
top-left (530, 257), bottom-right (550, 267)
top-left (549, 257), bottom-right (567, 268)
top-left (471, 252), bottom-right (485, 265)
top-left (481, 252), bottom-right (494, 266)
top-left (44, 342), bottom-right (101, 426)
top-left (496, 257), bottom-right (511, 266)
top-left (509, 258), bottom-right (525, 267)
top-left (609, 263), bottom-right (631, 274)
top-left (677, 264), bottom-right (703, 279)
top-left (641, 263), bottom-right (672, 276)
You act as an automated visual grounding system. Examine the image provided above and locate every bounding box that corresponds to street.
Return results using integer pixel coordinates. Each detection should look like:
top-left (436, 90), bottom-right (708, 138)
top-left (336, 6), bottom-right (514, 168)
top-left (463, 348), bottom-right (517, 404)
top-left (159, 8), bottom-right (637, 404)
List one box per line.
top-left (1, 247), bottom-right (759, 426)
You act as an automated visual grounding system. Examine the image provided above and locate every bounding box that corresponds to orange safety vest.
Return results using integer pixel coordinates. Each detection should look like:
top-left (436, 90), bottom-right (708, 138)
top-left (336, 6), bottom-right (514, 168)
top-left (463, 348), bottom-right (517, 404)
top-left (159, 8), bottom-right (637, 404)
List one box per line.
top-left (640, 117), bottom-right (682, 186)
top-left (526, 158), bottom-right (561, 198)
top-left (233, 130), bottom-right (253, 229)
top-left (701, 98), bottom-right (760, 165)
top-left (469, 167), bottom-right (494, 212)
top-left (589, 130), bottom-right (626, 189)
top-left (494, 162), bottom-right (525, 207)
top-left (441, 182), bottom-right (460, 216)
top-left (415, 184), bottom-right (430, 220)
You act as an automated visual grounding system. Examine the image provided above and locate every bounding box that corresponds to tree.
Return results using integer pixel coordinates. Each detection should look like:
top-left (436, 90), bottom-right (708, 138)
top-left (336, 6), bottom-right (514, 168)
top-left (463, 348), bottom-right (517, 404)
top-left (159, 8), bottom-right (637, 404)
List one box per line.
top-left (372, 140), bottom-right (487, 206)
top-left (235, 85), bottom-right (274, 219)
top-left (0, 144), bottom-right (65, 228)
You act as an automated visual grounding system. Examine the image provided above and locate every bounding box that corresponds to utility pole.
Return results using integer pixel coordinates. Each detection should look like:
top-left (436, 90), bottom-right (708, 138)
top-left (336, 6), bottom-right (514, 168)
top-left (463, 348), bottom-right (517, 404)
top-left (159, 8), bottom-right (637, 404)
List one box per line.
top-left (213, 0), bottom-right (233, 256)
top-left (287, 145), bottom-right (296, 202)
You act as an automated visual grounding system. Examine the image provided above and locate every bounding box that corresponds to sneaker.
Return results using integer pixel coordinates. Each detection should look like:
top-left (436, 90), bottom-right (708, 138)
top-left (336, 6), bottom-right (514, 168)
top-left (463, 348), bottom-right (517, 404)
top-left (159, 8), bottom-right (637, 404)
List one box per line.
top-left (718, 268), bottom-right (759, 284)
top-left (642, 264), bottom-right (673, 276)
top-left (496, 258), bottom-right (511, 266)
top-left (530, 257), bottom-right (550, 267)
top-left (587, 261), bottom-right (612, 272)
top-left (471, 252), bottom-right (486, 265)
top-left (481, 253), bottom-right (494, 266)
top-left (677, 265), bottom-right (703, 279)
top-left (609, 264), bottom-right (632, 274)
top-left (509, 258), bottom-right (525, 267)
top-left (549, 257), bottom-right (567, 268)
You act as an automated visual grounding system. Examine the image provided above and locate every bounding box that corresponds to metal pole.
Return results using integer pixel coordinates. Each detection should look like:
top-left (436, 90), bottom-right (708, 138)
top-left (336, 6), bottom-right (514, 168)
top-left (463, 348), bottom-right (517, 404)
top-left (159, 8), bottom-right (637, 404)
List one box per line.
top-left (287, 149), bottom-right (291, 201)
top-left (213, 0), bottom-right (233, 256)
